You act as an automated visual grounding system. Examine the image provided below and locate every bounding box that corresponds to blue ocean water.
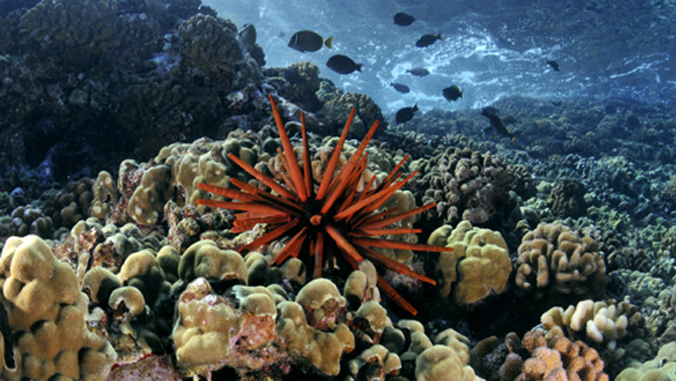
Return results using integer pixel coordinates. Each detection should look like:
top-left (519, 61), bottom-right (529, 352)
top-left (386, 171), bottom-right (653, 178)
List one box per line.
top-left (211, 0), bottom-right (676, 114)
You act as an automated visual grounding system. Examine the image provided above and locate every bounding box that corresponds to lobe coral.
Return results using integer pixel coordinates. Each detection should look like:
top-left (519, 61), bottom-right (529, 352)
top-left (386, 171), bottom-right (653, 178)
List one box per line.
top-left (197, 95), bottom-right (449, 315)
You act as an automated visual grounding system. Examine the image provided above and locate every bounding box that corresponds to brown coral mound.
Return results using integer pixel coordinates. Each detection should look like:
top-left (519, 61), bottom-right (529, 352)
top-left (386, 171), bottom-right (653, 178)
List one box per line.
top-left (178, 14), bottom-right (242, 76)
top-left (197, 95), bottom-right (448, 315)
top-left (548, 179), bottom-right (588, 218)
top-left (516, 224), bottom-right (607, 299)
top-left (516, 331), bottom-right (608, 381)
top-left (419, 147), bottom-right (516, 225)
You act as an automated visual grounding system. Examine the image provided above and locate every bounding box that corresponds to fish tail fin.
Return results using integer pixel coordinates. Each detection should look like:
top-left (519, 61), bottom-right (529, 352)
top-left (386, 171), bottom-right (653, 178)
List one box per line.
top-left (460, 91), bottom-right (463, 98)
top-left (325, 36), bottom-right (334, 49)
top-left (357, 64), bottom-right (363, 72)
top-left (511, 136), bottom-right (516, 141)
top-left (438, 33), bottom-right (443, 40)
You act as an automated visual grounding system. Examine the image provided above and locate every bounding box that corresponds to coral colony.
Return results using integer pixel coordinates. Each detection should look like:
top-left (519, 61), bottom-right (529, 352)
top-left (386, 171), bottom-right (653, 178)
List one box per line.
top-left (197, 95), bottom-right (449, 315)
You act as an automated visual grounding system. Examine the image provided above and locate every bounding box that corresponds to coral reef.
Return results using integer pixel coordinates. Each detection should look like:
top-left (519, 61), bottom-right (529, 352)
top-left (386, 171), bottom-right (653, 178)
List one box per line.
top-left (1, 1), bottom-right (676, 379)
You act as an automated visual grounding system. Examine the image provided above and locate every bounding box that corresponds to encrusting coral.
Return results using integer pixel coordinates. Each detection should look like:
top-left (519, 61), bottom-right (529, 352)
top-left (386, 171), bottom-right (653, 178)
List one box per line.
top-left (197, 94), bottom-right (449, 315)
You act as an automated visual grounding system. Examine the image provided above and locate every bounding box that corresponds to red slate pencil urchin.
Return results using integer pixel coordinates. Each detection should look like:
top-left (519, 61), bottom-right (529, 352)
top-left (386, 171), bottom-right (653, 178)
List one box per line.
top-left (197, 94), bottom-right (450, 315)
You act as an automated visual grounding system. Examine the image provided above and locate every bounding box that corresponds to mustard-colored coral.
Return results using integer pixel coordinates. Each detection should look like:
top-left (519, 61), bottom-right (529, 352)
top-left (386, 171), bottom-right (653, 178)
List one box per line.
top-left (172, 278), bottom-right (278, 376)
top-left (0, 235), bottom-right (116, 380)
top-left (89, 171), bottom-right (118, 220)
top-left (172, 277), bottom-right (240, 372)
top-left (127, 164), bottom-right (173, 225)
top-left (347, 344), bottom-right (401, 380)
top-left (178, 240), bottom-right (248, 284)
top-left (429, 220), bottom-right (512, 304)
top-left (276, 300), bottom-right (355, 375)
top-left (295, 278), bottom-right (347, 331)
top-left (415, 345), bottom-right (480, 381)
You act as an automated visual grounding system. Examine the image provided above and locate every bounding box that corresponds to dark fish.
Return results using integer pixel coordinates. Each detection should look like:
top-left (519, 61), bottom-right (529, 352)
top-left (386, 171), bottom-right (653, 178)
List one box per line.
top-left (483, 106), bottom-right (499, 115)
top-left (326, 55), bottom-right (362, 74)
top-left (396, 104), bottom-right (418, 123)
top-left (391, 82), bottom-right (410, 93)
top-left (442, 85), bottom-right (463, 101)
top-left (394, 12), bottom-right (415, 26)
top-left (546, 60), bottom-right (560, 71)
top-left (502, 115), bottom-right (519, 124)
top-left (288, 30), bottom-right (334, 53)
top-left (481, 107), bottom-right (515, 141)
top-left (416, 33), bottom-right (442, 48)
top-left (406, 68), bottom-right (430, 77)
top-left (627, 115), bottom-right (640, 127)
top-left (550, 100), bottom-right (562, 107)
top-left (238, 23), bottom-right (257, 54)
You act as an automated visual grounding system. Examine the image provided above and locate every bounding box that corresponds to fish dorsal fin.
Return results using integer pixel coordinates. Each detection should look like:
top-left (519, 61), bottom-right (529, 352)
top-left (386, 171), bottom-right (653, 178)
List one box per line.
top-left (325, 36), bottom-right (334, 49)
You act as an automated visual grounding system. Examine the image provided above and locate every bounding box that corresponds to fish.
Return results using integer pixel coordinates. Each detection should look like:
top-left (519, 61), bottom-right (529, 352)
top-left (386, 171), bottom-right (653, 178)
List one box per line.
top-left (481, 107), bottom-right (515, 141)
top-left (326, 55), bottom-right (362, 74)
top-left (416, 33), bottom-right (442, 48)
top-left (627, 115), bottom-right (640, 127)
top-left (550, 100), bottom-right (562, 107)
top-left (396, 104), bottom-right (418, 123)
top-left (546, 60), bottom-right (560, 71)
top-left (288, 30), bottom-right (334, 53)
top-left (391, 82), bottom-right (410, 93)
top-left (502, 115), bottom-right (519, 124)
top-left (406, 68), bottom-right (430, 77)
top-left (442, 85), bottom-right (463, 101)
top-left (238, 23), bottom-right (257, 54)
top-left (394, 12), bottom-right (415, 26)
